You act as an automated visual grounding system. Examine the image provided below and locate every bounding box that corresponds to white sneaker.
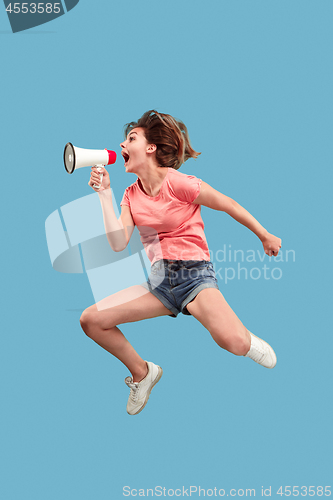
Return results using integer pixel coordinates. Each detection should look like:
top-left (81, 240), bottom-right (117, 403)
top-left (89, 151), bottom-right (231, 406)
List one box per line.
top-left (245, 332), bottom-right (277, 368)
top-left (125, 361), bottom-right (163, 415)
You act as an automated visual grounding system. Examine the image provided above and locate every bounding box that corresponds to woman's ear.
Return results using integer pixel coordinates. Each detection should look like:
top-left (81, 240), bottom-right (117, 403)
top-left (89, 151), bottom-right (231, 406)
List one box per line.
top-left (146, 144), bottom-right (157, 154)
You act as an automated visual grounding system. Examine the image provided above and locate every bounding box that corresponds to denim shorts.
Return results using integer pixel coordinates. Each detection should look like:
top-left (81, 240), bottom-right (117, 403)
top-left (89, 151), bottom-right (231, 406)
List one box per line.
top-left (142, 260), bottom-right (219, 317)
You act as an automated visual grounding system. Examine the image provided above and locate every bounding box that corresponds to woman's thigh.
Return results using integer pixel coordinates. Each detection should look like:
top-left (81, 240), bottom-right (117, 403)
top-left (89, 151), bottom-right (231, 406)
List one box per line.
top-left (82, 285), bottom-right (171, 330)
top-left (186, 288), bottom-right (249, 351)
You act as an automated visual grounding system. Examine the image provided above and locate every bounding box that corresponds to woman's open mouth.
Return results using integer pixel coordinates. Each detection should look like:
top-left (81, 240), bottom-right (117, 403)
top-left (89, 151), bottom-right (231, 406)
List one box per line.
top-left (122, 152), bottom-right (130, 165)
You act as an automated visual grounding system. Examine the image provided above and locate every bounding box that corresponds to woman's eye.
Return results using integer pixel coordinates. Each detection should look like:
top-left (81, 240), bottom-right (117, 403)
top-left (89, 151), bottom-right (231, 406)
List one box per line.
top-left (129, 136), bottom-right (134, 141)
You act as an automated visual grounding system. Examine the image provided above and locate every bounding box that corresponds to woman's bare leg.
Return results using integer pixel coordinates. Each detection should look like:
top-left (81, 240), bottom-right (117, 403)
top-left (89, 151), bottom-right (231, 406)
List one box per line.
top-left (80, 285), bottom-right (171, 382)
top-left (186, 288), bottom-right (251, 355)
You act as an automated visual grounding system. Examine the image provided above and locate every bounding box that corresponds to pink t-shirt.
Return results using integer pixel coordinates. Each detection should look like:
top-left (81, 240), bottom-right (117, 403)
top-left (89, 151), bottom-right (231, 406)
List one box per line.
top-left (120, 168), bottom-right (211, 265)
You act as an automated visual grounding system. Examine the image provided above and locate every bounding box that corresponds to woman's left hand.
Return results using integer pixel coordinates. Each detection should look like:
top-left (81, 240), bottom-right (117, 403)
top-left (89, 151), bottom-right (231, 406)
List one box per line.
top-left (261, 232), bottom-right (282, 257)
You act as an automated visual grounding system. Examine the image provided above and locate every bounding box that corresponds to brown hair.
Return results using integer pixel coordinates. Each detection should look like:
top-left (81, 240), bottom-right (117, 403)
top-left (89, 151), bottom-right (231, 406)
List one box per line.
top-left (124, 110), bottom-right (200, 170)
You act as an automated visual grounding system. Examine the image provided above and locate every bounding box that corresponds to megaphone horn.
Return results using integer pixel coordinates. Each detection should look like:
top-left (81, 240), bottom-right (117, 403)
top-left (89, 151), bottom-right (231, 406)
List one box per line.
top-left (64, 143), bottom-right (117, 188)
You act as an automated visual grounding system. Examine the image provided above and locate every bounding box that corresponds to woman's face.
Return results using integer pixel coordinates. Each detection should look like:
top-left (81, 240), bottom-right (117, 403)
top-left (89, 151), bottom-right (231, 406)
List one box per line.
top-left (120, 127), bottom-right (155, 173)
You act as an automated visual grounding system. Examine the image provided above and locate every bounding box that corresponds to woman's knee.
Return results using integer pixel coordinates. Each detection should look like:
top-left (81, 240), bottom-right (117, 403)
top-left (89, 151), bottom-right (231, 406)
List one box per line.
top-left (80, 307), bottom-right (118, 335)
top-left (211, 326), bottom-right (250, 356)
top-left (80, 308), bottom-right (99, 335)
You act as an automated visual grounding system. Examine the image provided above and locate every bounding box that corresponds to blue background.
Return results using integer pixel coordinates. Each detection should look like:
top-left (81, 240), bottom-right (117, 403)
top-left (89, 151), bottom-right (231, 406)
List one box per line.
top-left (1, 1), bottom-right (332, 499)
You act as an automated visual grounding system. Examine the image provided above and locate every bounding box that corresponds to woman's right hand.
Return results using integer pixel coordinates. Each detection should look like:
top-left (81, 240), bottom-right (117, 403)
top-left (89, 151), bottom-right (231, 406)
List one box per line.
top-left (88, 166), bottom-right (110, 192)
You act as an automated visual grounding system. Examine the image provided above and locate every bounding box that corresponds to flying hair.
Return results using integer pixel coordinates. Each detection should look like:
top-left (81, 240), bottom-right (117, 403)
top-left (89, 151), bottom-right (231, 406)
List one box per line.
top-left (124, 110), bottom-right (201, 170)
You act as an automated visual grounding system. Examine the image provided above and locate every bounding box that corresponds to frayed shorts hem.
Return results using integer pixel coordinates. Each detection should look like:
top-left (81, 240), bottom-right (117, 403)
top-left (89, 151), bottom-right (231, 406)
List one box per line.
top-left (141, 281), bottom-right (219, 318)
top-left (141, 283), bottom-right (180, 317)
top-left (141, 259), bottom-right (219, 318)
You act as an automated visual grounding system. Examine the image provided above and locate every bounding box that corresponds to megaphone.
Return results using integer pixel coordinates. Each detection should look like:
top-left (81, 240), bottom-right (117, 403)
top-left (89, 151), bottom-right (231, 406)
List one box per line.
top-left (64, 142), bottom-right (117, 188)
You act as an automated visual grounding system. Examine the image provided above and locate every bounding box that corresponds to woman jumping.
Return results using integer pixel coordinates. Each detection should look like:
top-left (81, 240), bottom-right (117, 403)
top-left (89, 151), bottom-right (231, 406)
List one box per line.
top-left (80, 110), bottom-right (281, 415)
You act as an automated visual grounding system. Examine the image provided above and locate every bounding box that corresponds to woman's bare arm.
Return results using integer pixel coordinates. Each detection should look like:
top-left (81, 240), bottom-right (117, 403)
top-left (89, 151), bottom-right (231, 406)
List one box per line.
top-left (89, 167), bottom-right (135, 252)
top-left (193, 181), bottom-right (281, 256)
top-left (98, 192), bottom-right (135, 251)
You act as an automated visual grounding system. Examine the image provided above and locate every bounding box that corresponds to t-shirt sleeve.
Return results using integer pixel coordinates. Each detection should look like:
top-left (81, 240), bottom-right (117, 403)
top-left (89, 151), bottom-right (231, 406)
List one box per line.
top-left (120, 187), bottom-right (130, 207)
top-left (171, 172), bottom-right (202, 203)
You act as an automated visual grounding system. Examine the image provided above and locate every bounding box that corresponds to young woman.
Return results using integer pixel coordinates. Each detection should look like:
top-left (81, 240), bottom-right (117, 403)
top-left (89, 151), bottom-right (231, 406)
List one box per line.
top-left (80, 110), bottom-right (281, 415)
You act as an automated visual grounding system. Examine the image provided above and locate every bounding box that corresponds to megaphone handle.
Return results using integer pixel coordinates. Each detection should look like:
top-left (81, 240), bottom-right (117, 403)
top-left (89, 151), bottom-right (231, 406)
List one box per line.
top-left (92, 164), bottom-right (104, 189)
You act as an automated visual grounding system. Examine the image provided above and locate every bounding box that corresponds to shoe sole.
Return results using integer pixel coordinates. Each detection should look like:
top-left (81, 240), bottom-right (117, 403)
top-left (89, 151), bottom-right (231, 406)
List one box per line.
top-left (128, 366), bottom-right (163, 415)
top-left (250, 333), bottom-right (277, 368)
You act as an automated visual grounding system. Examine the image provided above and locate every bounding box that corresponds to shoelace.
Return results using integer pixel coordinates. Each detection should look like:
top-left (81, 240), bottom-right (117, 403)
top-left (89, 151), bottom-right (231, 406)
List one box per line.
top-left (125, 378), bottom-right (140, 403)
top-left (250, 342), bottom-right (266, 363)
